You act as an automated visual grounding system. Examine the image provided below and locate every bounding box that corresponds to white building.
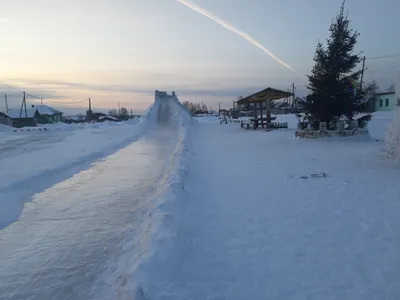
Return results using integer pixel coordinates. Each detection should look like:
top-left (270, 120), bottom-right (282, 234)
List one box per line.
top-left (375, 91), bottom-right (399, 111)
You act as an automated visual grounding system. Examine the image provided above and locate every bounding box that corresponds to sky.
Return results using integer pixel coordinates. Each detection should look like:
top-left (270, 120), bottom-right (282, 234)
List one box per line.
top-left (0, 0), bottom-right (399, 114)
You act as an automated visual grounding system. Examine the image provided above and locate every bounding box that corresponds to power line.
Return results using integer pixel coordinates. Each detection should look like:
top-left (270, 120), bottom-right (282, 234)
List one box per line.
top-left (25, 92), bottom-right (41, 100)
top-left (367, 53), bottom-right (400, 60)
top-left (0, 81), bottom-right (23, 93)
top-left (1, 92), bottom-right (22, 97)
top-left (46, 99), bottom-right (87, 104)
top-left (366, 63), bottom-right (400, 73)
top-left (0, 81), bottom-right (42, 99)
top-left (0, 80), bottom-right (88, 105)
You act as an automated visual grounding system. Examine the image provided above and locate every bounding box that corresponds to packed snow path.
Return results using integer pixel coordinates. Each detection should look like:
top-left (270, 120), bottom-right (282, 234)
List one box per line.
top-left (0, 99), bottom-right (185, 300)
top-left (140, 119), bottom-right (400, 300)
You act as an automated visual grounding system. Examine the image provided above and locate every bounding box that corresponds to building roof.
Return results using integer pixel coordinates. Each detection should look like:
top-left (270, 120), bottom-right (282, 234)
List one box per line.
top-left (34, 105), bottom-right (63, 115)
top-left (0, 111), bottom-right (10, 118)
top-left (6, 108), bottom-right (38, 119)
top-left (237, 87), bottom-right (293, 105)
top-left (375, 91), bottom-right (396, 96)
top-left (5, 105), bottom-right (63, 119)
top-left (99, 115), bottom-right (118, 121)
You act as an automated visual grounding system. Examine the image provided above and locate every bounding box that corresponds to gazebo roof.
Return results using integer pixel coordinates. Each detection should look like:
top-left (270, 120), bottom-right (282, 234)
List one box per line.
top-left (237, 87), bottom-right (293, 105)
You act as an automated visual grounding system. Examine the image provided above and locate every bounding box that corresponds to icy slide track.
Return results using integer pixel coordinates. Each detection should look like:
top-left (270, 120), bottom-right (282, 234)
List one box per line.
top-left (0, 95), bottom-right (190, 300)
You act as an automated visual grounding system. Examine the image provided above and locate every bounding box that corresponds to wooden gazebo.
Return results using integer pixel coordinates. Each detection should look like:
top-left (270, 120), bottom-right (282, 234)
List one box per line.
top-left (236, 87), bottom-right (293, 128)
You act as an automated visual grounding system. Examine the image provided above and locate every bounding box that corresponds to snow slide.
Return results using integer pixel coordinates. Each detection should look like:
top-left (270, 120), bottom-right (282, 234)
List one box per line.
top-left (0, 94), bottom-right (192, 300)
top-left (385, 108), bottom-right (400, 159)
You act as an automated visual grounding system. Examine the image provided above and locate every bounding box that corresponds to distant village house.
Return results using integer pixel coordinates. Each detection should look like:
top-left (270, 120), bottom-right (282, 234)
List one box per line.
top-left (4, 105), bottom-right (63, 128)
top-left (34, 105), bottom-right (63, 123)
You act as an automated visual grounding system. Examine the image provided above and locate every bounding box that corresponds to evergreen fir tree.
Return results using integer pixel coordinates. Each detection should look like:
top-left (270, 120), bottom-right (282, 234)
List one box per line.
top-left (303, 1), bottom-right (364, 128)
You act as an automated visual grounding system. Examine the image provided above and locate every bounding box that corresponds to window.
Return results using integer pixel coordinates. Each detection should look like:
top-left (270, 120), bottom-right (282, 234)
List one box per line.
top-left (385, 98), bottom-right (389, 107)
top-left (379, 99), bottom-right (383, 107)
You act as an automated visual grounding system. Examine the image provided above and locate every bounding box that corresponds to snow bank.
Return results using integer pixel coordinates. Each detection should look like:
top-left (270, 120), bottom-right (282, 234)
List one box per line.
top-left (128, 94), bottom-right (193, 299)
top-left (385, 108), bottom-right (400, 159)
top-left (0, 124), bottom-right (12, 132)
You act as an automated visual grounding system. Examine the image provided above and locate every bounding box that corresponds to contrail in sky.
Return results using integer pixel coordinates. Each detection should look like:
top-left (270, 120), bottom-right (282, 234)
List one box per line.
top-left (176, 0), bottom-right (305, 78)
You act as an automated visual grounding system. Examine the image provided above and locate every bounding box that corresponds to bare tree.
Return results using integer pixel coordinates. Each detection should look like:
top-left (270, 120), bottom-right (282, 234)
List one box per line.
top-left (363, 81), bottom-right (379, 112)
top-left (364, 81), bottom-right (379, 99)
top-left (386, 84), bottom-right (396, 93)
top-left (120, 107), bottom-right (128, 117)
top-left (108, 109), bottom-right (118, 117)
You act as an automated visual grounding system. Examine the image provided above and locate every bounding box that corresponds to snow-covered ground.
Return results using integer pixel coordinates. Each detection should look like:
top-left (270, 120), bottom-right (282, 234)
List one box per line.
top-left (135, 111), bottom-right (400, 300)
top-left (1, 107), bottom-right (399, 299)
top-left (0, 118), bottom-right (143, 229)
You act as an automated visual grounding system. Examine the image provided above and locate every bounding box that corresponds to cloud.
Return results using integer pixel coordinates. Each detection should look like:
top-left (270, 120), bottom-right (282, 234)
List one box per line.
top-left (0, 74), bottom-right (308, 113)
top-left (3, 77), bottom-right (306, 101)
top-left (0, 85), bottom-right (67, 110)
top-left (11, 79), bottom-right (276, 98)
top-left (176, 0), bottom-right (305, 79)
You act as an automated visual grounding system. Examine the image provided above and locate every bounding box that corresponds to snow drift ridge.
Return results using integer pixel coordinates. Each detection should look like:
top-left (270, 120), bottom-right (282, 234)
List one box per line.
top-left (88, 90), bottom-right (193, 300)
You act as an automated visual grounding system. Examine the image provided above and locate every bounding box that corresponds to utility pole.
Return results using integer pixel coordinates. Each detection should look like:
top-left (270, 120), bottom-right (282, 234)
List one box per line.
top-left (4, 94), bottom-right (8, 113)
top-left (292, 82), bottom-right (295, 107)
top-left (360, 56), bottom-right (366, 91)
top-left (87, 98), bottom-right (92, 121)
top-left (19, 91), bottom-right (27, 118)
top-left (118, 102), bottom-right (121, 116)
top-left (41, 97), bottom-right (43, 110)
top-left (24, 92), bottom-right (27, 118)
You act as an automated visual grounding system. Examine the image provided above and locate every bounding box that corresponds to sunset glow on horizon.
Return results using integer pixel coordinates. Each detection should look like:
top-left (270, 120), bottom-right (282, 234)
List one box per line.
top-left (1, 0), bottom-right (399, 114)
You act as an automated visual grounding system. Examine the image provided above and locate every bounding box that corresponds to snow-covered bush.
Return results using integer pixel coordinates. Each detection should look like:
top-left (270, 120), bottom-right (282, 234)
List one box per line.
top-left (385, 108), bottom-right (400, 159)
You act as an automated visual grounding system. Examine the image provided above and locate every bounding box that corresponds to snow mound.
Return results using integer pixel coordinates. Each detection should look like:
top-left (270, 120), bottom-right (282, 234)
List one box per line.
top-left (385, 108), bottom-right (400, 159)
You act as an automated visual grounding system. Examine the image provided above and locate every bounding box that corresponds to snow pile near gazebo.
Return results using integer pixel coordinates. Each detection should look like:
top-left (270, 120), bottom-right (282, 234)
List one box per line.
top-left (385, 108), bottom-right (400, 159)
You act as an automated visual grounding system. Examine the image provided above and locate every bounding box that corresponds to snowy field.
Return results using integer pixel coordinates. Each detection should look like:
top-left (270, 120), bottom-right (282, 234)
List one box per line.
top-left (0, 119), bottom-right (144, 228)
top-left (135, 111), bottom-right (400, 300)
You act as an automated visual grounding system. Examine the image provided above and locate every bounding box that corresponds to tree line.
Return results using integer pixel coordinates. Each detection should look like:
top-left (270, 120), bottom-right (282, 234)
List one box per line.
top-left (108, 107), bottom-right (129, 117)
top-left (182, 102), bottom-right (210, 114)
top-left (107, 107), bottom-right (132, 120)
